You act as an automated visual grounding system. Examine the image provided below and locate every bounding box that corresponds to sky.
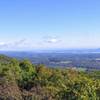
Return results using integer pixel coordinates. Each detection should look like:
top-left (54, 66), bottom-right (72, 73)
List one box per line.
top-left (0, 0), bottom-right (100, 50)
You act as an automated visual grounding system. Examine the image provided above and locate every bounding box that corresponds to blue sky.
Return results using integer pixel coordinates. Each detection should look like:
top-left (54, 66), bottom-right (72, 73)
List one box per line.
top-left (0, 0), bottom-right (100, 50)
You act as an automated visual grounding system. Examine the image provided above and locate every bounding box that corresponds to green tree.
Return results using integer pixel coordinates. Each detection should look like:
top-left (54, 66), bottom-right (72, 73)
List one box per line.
top-left (19, 59), bottom-right (35, 89)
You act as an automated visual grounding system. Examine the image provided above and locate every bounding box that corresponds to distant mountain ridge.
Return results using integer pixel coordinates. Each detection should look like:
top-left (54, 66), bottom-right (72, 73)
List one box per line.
top-left (1, 48), bottom-right (100, 53)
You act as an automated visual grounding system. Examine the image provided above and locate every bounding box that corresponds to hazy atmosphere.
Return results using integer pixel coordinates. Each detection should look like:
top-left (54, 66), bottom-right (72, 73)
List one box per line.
top-left (0, 0), bottom-right (100, 50)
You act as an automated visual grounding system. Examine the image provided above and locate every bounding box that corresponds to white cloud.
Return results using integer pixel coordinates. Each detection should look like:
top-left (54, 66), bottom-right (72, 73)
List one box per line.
top-left (12, 39), bottom-right (29, 47)
top-left (47, 38), bottom-right (59, 43)
top-left (0, 39), bottom-right (30, 50)
top-left (43, 36), bottom-right (61, 44)
top-left (0, 42), bottom-right (9, 47)
top-left (0, 36), bottom-right (62, 50)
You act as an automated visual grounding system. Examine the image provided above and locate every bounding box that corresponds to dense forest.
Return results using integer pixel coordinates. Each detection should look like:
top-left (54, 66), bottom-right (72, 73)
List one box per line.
top-left (0, 55), bottom-right (100, 100)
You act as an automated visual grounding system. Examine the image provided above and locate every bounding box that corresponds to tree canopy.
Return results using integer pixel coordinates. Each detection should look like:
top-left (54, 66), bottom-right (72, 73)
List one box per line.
top-left (0, 55), bottom-right (100, 100)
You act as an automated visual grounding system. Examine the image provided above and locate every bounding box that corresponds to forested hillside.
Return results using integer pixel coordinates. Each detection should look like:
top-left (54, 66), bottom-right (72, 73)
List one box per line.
top-left (0, 55), bottom-right (100, 100)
